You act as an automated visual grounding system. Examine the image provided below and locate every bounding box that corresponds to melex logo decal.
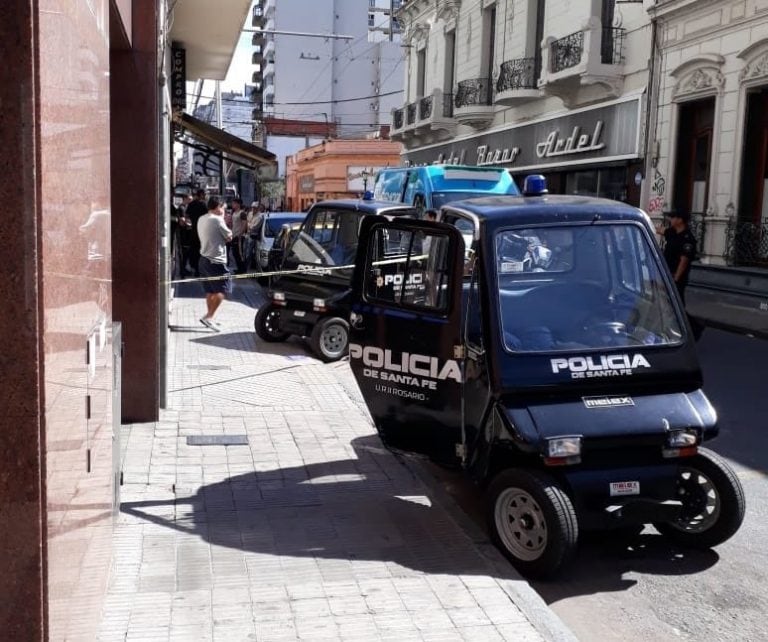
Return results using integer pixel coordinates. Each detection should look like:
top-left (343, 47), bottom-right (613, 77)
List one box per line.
top-left (583, 396), bottom-right (635, 409)
top-left (349, 343), bottom-right (462, 400)
top-left (551, 354), bottom-right (651, 379)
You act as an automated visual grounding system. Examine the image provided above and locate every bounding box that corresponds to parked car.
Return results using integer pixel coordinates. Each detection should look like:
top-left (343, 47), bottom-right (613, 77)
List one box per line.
top-left (267, 220), bottom-right (304, 272)
top-left (250, 212), bottom-right (306, 272)
top-left (254, 197), bottom-right (418, 361)
top-left (346, 175), bottom-right (746, 578)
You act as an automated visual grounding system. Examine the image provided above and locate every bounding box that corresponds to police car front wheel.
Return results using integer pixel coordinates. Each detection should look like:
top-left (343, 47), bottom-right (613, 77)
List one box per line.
top-left (310, 317), bottom-right (349, 362)
top-left (487, 469), bottom-right (578, 579)
top-left (255, 303), bottom-right (290, 342)
top-left (654, 448), bottom-right (745, 549)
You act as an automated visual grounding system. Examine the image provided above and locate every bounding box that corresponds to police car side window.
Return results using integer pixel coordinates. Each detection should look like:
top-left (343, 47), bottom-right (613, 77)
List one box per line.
top-left (442, 214), bottom-right (475, 274)
top-left (365, 227), bottom-right (451, 311)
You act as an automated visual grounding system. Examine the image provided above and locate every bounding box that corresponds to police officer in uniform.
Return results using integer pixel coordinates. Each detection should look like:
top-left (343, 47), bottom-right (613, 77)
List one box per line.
top-left (660, 210), bottom-right (697, 302)
top-left (659, 210), bottom-right (704, 340)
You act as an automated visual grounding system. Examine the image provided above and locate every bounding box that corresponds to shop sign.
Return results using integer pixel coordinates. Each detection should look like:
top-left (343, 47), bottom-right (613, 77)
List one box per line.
top-left (347, 166), bottom-right (383, 191)
top-left (171, 44), bottom-right (186, 111)
top-left (403, 96), bottom-right (641, 171)
top-left (299, 174), bottom-right (315, 191)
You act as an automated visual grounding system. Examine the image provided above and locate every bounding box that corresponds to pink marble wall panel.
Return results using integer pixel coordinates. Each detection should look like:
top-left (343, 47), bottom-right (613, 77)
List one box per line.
top-left (38, 1), bottom-right (114, 640)
top-left (0, 3), bottom-right (46, 637)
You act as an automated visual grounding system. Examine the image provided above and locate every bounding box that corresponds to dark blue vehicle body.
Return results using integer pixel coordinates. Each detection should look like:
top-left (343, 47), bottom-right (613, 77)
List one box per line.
top-left (347, 185), bottom-right (743, 576)
top-left (257, 198), bottom-right (417, 361)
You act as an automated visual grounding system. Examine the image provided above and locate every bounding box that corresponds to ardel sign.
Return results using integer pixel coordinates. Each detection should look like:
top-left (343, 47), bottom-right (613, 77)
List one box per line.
top-left (403, 96), bottom-right (641, 171)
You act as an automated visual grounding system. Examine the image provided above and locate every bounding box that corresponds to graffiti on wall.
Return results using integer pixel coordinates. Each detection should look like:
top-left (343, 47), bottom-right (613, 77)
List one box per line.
top-left (647, 168), bottom-right (666, 215)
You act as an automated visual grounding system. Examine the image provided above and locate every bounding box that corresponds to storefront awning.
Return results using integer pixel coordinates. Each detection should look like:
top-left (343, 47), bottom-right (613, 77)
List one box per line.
top-left (168, 0), bottom-right (251, 80)
top-left (173, 112), bottom-right (276, 169)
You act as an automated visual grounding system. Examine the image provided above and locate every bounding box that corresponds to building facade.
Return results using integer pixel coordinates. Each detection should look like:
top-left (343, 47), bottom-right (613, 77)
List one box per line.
top-left (648, 0), bottom-right (768, 267)
top-left (285, 139), bottom-right (403, 210)
top-left (392, 0), bottom-right (653, 207)
top-left (251, 0), bottom-right (405, 139)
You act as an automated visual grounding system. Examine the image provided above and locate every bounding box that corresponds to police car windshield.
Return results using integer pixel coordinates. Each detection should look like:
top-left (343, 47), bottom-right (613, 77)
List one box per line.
top-left (496, 223), bottom-right (684, 353)
top-left (284, 208), bottom-right (360, 273)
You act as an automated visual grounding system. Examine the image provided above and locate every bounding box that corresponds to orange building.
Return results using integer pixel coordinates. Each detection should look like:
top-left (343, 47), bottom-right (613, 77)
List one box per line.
top-left (285, 139), bottom-right (402, 211)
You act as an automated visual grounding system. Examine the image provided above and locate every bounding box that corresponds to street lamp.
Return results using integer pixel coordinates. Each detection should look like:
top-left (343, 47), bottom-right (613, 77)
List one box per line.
top-left (361, 168), bottom-right (372, 192)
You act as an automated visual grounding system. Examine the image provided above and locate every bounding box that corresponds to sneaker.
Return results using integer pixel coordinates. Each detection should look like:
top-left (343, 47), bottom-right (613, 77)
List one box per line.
top-left (199, 317), bottom-right (221, 332)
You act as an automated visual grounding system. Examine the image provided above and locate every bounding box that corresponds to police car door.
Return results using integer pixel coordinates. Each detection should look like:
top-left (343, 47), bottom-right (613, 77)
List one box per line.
top-left (349, 217), bottom-right (465, 464)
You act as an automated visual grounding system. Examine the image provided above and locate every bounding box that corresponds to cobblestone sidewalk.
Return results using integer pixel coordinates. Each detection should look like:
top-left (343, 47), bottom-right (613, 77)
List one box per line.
top-left (99, 281), bottom-right (574, 642)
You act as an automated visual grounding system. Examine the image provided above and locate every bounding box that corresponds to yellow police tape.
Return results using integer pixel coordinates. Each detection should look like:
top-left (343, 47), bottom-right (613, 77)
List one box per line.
top-left (167, 254), bottom-right (428, 285)
top-left (47, 255), bottom-right (427, 286)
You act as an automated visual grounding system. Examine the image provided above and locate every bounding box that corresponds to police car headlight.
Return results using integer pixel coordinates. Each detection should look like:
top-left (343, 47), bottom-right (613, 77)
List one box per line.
top-left (313, 298), bottom-right (327, 312)
top-left (272, 292), bottom-right (285, 301)
top-left (666, 429), bottom-right (698, 448)
top-left (546, 436), bottom-right (582, 458)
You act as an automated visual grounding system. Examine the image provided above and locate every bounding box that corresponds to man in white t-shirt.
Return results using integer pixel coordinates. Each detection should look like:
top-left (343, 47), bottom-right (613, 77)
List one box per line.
top-left (197, 196), bottom-right (233, 331)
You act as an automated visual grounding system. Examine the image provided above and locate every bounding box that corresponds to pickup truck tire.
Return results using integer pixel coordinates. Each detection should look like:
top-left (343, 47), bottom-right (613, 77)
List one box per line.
top-left (487, 469), bottom-right (578, 579)
top-left (254, 303), bottom-right (290, 342)
top-left (310, 316), bottom-right (349, 362)
top-left (654, 448), bottom-right (745, 548)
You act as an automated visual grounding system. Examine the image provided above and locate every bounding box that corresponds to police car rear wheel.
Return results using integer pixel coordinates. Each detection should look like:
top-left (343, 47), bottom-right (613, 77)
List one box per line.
top-left (654, 448), bottom-right (745, 549)
top-left (254, 304), bottom-right (290, 342)
top-left (310, 317), bottom-right (349, 362)
top-left (487, 469), bottom-right (578, 579)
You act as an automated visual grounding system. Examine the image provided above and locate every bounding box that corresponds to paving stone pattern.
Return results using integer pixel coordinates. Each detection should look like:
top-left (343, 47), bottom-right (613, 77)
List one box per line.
top-left (99, 282), bottom-right (553, 642)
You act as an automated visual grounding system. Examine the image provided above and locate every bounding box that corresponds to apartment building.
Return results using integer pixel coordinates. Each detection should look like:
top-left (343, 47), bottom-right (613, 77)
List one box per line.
top-left (251, 0), bottom-right (404, 140)
top-left (392, 0), bottom-right (652, 207)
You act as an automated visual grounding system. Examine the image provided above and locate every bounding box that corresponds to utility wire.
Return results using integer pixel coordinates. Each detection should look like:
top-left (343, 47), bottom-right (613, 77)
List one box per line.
top-left (188, 89), bottom-right (402, 106)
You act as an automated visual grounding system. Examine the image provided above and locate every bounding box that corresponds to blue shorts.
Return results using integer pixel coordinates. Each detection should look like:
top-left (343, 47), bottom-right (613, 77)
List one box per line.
top-left (199, 256), bottom-right (232, 294)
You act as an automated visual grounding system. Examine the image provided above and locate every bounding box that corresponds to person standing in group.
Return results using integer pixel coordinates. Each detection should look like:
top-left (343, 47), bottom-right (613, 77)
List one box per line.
top-left (197, 196), bottom-right (233, 331)
top-left (185, 189), bottom-right (208, 278)
top-left (229, 198), bottom-right (249, 274)
top-left (175, 194), bottom-right (193, 276)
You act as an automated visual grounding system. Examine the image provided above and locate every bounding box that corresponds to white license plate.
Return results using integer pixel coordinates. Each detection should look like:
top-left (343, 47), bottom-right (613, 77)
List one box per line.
top-left (610, 481), bottom-right (640, 497)
top-left (293, 310), bottom-right (306, 317)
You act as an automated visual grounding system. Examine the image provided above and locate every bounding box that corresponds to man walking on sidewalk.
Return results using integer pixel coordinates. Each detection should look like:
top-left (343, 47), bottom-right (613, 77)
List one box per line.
top-left (197, 196), bottom-right (232, 331)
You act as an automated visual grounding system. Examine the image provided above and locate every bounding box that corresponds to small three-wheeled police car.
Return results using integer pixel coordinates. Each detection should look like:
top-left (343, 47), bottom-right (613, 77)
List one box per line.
top-left (254, 198), bottom-right (418, 361)
top-left (345, 176), bottom-right (745, 578)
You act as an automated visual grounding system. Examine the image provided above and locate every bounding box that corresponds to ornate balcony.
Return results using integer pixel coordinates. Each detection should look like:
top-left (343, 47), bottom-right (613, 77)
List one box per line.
top-left (539, 18), bottom-right (626, 106)
top-left (391, 89), bottom-right (457, 143)
top-left (252, 4), bottom-right (264, 28)
top-left (414, 89), bottom-right (456, 142)
top-left (453, 78), bottom-right (494, 127)
top-left (406, 102), bottom-right (418, 126)
top-left (495, 57), bottom-right (540, 106)
top-left (390, 106), bottom-right (408, 141)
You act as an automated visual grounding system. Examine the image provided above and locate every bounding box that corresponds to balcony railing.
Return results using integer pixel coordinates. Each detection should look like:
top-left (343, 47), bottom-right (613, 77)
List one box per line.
top-left (393, 108), bottom-right (404, 130)
top-left (252, 5), bottom-right (264, 26)
top-left (418, 95), bottom-right (433, 120)
top-left (725, 219), bottom-right (768, 266)
top-left (601, 27), bottom-right (626, 65)
top-left (406, 102), bottom-right (417, 125)
top-left (454, 78), bottom-right (493, 108)
top-left (551, 31), bottom-right (584, 73)
top-left (496, 57), bottom-right (538, 92)
top-left (440, 92), bottom-right (454, 118)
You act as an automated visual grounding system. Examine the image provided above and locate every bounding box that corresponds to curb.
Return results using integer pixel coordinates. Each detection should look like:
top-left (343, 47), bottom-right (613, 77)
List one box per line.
top-left (398, 452), bottom-right (578, 642)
